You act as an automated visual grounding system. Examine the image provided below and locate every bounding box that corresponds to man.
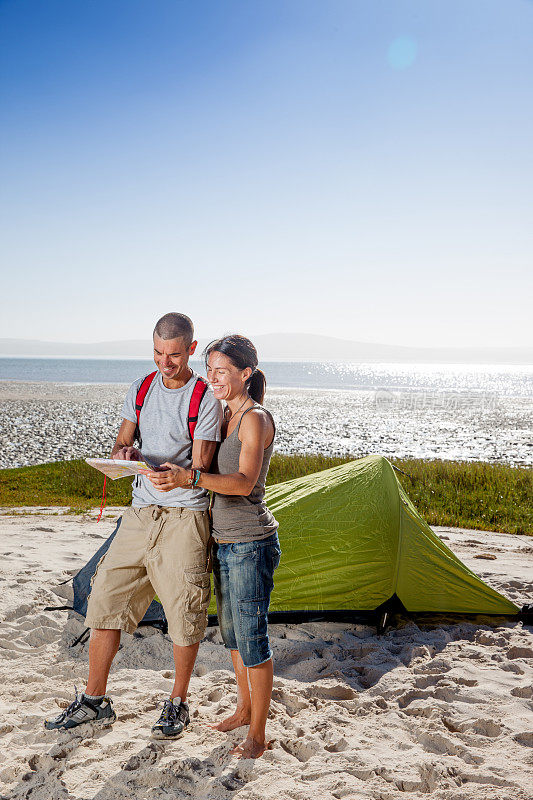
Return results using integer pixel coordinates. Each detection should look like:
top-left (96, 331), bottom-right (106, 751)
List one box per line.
top-left (45, 312), bottom-right (222, 738)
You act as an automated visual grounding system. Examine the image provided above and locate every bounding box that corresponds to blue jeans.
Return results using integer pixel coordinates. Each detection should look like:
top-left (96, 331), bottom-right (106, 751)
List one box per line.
top-left (213, 533), bottom-right (281, 668)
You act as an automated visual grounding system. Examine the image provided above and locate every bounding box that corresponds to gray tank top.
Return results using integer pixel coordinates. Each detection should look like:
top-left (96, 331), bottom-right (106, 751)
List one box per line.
top-left (211, 404), bottom-right (278, 543)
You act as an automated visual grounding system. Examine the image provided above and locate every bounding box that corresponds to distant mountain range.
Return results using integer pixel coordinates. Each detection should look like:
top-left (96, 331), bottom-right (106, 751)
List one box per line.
top-left (0, 335), bottom-right (531, 364)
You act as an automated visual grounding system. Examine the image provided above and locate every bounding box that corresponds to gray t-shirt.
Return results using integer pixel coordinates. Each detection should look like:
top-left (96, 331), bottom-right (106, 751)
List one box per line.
top-left (121, 370), bottom-right (222, 510)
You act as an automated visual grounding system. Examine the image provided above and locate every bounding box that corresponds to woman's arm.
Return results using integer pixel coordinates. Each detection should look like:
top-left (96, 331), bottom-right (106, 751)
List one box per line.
top-left (140, 409), bottom-right (272, 495)
top-left (198, 410), bottom-right (268, 495)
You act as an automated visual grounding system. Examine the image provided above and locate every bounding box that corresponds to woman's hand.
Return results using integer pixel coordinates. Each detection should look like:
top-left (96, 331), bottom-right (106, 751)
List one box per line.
top-left (138, 462), bottom-right (190, 492)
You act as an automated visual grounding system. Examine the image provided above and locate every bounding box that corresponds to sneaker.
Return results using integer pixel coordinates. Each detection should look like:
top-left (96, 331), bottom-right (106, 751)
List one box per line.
top-left (44, 687), bottom-right (116, 731)
top-left (151, 697), bottom-right (190, 739)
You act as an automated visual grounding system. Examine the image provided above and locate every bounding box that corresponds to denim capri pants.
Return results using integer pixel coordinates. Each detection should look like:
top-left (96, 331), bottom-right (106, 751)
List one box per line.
top-left (212, 532), bottom-right (281, 668)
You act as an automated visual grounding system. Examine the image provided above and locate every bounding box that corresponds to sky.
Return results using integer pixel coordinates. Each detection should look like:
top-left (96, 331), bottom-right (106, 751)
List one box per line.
top-left (1, 0), bottom-right (532, 349)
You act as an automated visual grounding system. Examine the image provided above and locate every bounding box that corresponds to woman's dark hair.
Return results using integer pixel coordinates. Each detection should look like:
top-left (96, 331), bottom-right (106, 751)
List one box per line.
top-left (204, 334), bottom-right (266, 404)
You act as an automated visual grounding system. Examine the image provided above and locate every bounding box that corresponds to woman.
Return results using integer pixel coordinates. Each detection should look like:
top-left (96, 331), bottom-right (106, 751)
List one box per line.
top-left (142, 334), bottom-right (280, 759)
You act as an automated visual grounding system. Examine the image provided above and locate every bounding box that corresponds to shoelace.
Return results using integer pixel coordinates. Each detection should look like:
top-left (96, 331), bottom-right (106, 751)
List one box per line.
top-left (58, 686), bottom-right (83, 722)
top-left (158, 699), bottom-right (187, 725)
top-left (158, 699), bottom-right (179, 724)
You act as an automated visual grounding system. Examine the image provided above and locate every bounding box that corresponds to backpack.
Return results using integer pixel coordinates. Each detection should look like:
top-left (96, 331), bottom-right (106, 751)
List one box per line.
top-left (95, 371), bottom-right (209, 522)
top-left (134, 371), bottom-right (208, 459)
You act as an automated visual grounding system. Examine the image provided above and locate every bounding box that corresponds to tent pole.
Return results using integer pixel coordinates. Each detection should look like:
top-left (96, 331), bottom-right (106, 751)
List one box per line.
top-left (70, 627), bottom-right (91, 648)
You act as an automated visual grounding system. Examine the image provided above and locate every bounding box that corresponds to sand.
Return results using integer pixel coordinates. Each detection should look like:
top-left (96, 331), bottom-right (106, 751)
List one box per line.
top-left (0, 510), bottom-right (532, 800)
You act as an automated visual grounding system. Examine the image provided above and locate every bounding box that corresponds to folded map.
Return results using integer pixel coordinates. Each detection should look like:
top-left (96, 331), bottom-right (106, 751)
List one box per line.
top-left (85, 458), bottom-right (152, 480)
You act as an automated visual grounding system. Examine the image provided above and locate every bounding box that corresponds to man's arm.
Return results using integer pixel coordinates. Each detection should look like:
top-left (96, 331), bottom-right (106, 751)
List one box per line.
top-left (111, 419), bottom-right (142, 461)
top-left (191, 438), bottom-right (217, 472)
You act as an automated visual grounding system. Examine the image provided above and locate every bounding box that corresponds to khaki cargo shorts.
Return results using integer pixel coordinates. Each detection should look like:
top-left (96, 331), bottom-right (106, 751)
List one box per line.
top-left (85, 505), bottom-right (211, 646)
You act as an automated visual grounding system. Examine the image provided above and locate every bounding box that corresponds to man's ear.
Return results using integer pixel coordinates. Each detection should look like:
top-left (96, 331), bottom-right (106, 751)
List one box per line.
top-left (189, 340), bottom-right (198, 356)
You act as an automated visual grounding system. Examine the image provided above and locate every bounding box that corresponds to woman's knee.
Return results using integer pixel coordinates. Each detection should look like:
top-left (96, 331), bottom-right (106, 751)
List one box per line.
top-left (234, 597), bottom-right (272, 667)
top-left (237, 637), bottom-right (272, 668)
top-left (216, 590), bottom-right (238, 650)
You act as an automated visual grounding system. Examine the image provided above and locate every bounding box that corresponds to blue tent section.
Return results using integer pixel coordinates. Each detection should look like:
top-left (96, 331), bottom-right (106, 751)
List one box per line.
top-left (72, 517), bottom-right (168, 632)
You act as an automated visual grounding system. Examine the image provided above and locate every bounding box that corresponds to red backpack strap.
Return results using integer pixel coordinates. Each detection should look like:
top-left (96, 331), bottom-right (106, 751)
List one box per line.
top-left (134, 371), bottom-right (157, 447)
top-left (187, 377), bottom-right (208, 458)
top-left (135, 371), bottom-right (157, 427)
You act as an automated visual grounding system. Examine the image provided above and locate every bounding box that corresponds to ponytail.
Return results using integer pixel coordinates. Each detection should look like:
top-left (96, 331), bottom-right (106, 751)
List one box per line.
top-left (247, 369), bottom-right (266, 404)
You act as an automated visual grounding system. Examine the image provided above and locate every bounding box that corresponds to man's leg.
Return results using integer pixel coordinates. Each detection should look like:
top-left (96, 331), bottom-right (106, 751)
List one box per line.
top-left (43, 627), bottom-right (120, 730)
top-left (149, 509), bottom-right (212, 739)
top-left (85, 629), bottom-right (121, 696)
top-left (150, 635), bottom-right (202, 740)
top-left (170, 642), bottom-right (199, 702)
top-left (84, 507), bottom-right (156, 693)
top-left (45, 508), bottom-right (155, 731)
top-left (149, 508), bottom-right (212, 698)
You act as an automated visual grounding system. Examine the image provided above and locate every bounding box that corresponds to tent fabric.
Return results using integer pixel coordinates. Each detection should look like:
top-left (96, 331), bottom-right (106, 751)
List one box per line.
top-left (72, 455), bottom-right (518, 628)
top-left (264, 455), bottom-right (518, 616)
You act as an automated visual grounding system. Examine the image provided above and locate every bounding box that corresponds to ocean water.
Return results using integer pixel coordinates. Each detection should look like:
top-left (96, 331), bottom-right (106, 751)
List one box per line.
top-left (0, 357), bottom-right (532, 396)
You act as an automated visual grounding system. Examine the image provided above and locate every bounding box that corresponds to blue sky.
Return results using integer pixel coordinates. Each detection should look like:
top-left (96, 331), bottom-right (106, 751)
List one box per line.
top-left (1, 0), bottom-right (531, 348)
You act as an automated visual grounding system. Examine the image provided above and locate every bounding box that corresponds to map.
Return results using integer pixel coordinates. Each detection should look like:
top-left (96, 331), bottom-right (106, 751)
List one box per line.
top-left (85, 458), bottom-right (152, 480)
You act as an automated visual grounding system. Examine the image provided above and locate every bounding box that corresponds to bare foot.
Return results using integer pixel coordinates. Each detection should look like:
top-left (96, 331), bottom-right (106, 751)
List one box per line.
top-left (231, 735), bottom-right (272, 759)
top-left (209, 708), bottom-right (251, 732)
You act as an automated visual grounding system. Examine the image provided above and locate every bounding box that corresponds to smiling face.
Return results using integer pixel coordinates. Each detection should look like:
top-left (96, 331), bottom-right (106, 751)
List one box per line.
top-left (207, 351), bottom-right (251, 403)
top-left (153, 334), bottom-right (197, 388)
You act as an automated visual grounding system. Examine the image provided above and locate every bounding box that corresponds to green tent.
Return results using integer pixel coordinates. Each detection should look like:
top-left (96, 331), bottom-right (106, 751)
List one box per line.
top-left (236, 455), bottom-right (518, 619)
top-left (62, 454), bottom-right (522, 644)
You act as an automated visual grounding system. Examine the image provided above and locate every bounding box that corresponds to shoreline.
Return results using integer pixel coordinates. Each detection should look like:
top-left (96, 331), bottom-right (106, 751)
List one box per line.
top-left (1, 374), bottom-right (532, 398)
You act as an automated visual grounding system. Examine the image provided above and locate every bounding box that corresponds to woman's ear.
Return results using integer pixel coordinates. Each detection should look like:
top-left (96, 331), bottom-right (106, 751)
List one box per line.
top-left (242, 366), bottom-right (252, 384)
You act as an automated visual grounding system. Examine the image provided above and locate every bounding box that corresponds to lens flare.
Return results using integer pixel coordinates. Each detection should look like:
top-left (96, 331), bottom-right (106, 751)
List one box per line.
top-left (387, 36), bottom-right (418, 70)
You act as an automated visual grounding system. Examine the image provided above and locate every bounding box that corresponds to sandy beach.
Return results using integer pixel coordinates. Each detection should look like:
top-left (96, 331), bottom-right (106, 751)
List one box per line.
top-left (0, 509), bottom-right (532, 800)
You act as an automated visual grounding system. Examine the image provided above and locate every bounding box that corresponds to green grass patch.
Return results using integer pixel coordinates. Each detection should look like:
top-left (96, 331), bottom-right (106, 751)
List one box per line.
top-left (0, 456), bottom-right (531, 534)
top-left (269, 454), bottom-right (532, 535)
top-left (0, 460), bottom-right (134, 512)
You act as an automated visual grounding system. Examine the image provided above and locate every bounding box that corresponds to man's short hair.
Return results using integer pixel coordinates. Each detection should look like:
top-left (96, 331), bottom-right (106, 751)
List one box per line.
top-left (153, 313), bottom-right (194, 347)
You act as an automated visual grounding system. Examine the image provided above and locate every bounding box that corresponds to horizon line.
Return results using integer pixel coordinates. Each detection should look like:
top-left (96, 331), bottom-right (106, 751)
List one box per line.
top-left (0, 335), bottom-right (532, 353)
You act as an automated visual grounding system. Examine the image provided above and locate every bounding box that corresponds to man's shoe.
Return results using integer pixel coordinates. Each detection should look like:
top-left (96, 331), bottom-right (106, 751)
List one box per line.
top-left (151, 697), bottom-right (190, 739)
top-left (44, 688), bottom-right (116, 731)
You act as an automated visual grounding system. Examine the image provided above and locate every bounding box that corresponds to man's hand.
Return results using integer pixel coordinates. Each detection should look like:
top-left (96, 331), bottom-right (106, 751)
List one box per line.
top-left (114, 446), bottom-right (143, 461)
top-left (138, 462), bottom-right (190, 492)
